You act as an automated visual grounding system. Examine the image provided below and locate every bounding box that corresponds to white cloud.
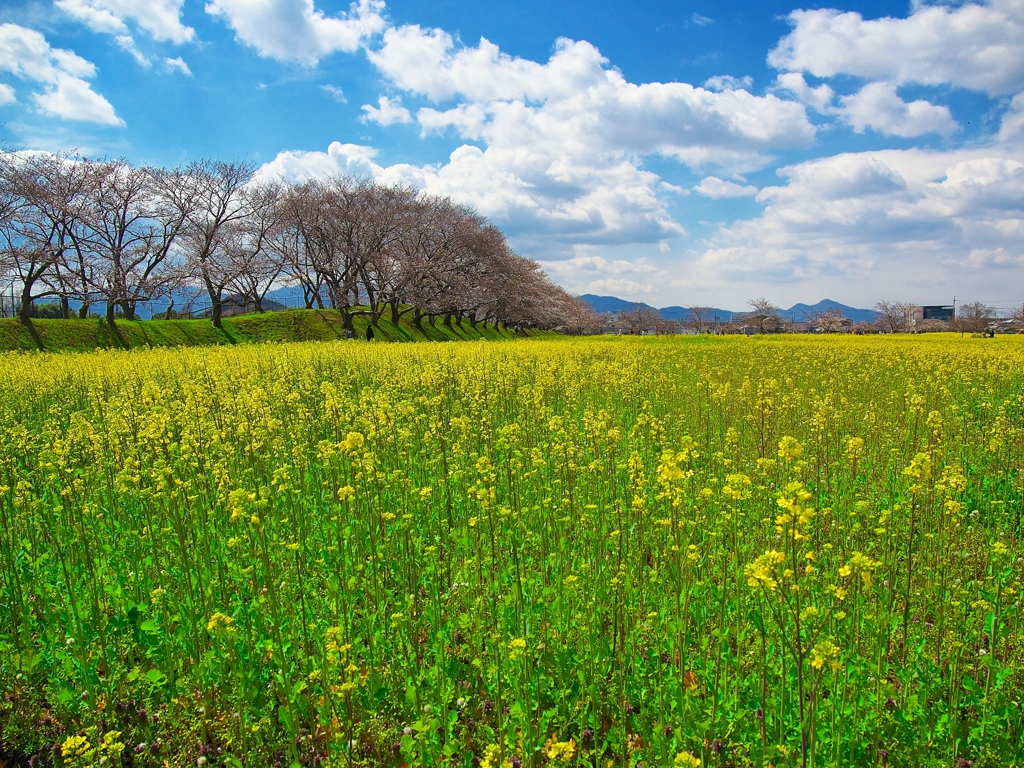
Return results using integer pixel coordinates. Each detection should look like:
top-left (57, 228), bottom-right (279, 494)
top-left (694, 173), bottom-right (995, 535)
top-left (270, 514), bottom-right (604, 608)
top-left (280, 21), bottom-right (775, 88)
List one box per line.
top-left (56, 0), bottom-right (195, 61)
top-left (691, 13), bottom-right (712, 26)
top-left (772, 72), bottom-right (834, 111)
top-left (118, 36), bottom-right (151, 67)
top-left (0, 24), bottom-right (123, 125)
top-left (361, 95), bottom-right (411, 125)
top-left (961, 247), bottom-right (1024, 268)
top-left (346, 27), bottom-right (814, 251)
top-left (703, 74), bottom-right (753, 92)
top-left (998, 92), bottom-right (1024, 141)
top-left (838, 82), bottom-right (957, 137)
top-left (769, 0), bottom-right (1024, 97)
top-left (538, 245), bottom-right (691, 300)
top-left (206, 0), bottom-right (386, 65)
top-left (544, 254), bottom-right (659, 275)
top-left (164, 56), bottom-right (191, 75)
top-left (321, 84), bottom-right (346, 102)
top-left (691, 147), bottom-right (1024, 303)
top-left (695, 176), bottom-right (758, 198)
top-left (0, 83), bottom-right (16, 106)
top-left (586, 278), bottom-right (655, 295)
top-left (257, 141), bottom-right (385, 180)
top-left (367, 29), bottom-right (814, 162)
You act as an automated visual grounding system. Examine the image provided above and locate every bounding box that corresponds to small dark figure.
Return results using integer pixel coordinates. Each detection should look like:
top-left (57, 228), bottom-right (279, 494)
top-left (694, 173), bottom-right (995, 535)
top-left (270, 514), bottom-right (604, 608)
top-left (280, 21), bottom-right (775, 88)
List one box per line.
top-left (365, 324), bottom-right (375, 341)
top-left (344, 328), bottom-right (355, 339)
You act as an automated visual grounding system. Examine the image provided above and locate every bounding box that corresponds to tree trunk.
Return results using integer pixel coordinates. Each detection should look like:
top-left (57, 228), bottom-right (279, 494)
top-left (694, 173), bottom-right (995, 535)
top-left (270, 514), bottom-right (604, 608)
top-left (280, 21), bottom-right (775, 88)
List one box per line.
top-left (211, 298), bottom-right (223, 329)
top-left (444, 312), bottom-right (453, 329)
top-left (106, 301), bottom-right (117, 327)
top-left (18, 283), bottom-right (33, 325)
top-left (163, 300), bottom-right (175, 321)
top-left (390, 299), bottom-right (401, 325)
top-left (60, 295), bottom-right (70, 319)
top-left (123, 301), bottom-right (137, 321)
top-left (455, 310), bottom-right (464, 328)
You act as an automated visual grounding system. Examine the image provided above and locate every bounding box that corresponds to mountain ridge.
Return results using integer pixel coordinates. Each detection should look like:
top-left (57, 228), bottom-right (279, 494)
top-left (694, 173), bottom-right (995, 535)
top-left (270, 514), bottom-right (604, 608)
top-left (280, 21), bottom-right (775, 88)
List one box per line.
top-left (579, 295), bottom-right (879, 324)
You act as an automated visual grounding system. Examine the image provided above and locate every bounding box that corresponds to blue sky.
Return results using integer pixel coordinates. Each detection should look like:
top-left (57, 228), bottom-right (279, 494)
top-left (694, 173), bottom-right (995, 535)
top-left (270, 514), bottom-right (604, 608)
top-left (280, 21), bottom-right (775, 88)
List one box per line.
top-left (2, 0), bottom-right (1023, 310)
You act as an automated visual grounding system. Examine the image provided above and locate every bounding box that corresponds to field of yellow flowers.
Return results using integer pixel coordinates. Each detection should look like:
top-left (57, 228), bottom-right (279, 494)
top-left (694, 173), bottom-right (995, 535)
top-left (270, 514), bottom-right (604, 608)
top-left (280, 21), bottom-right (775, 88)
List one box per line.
top-left (0, 335), bottom-right (1022, 768)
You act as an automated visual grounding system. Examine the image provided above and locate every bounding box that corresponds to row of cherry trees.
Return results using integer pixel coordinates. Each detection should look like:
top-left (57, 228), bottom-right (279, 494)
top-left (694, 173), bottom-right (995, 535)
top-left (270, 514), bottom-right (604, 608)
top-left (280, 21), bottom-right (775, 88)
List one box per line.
top-left (0, 152), bottom-right (599, 331)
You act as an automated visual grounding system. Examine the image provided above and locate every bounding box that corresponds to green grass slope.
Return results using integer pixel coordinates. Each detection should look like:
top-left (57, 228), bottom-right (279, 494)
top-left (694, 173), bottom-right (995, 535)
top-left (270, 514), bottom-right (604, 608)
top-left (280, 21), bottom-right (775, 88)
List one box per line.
top-left (0, 309), bottom-right (558, 353)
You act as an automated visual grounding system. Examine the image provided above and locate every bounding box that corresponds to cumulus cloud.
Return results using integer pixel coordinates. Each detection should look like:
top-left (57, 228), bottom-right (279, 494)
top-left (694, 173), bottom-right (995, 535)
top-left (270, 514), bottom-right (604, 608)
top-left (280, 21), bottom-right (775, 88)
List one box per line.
top-left (340, 27), bottom-right (813, 250)
top-left (998, 92), bottom-right (1024, 141)
top-left (366, 29), bottom-right (814, 162)
top-left (539, 252), bottom-right (661, 297)
top-left (772, 72), bottom-right (834, 111)
top-left (321, 84), bottom-right (346, 102)
top-left (586, 278), bottom-right (655, 295)
top-left (57, 0), bottom-right (194, 43)
top-left (56, 0), bottom-right (194, 65)
top-left (692, 147), bottom-right (1024, 301)
top-left (164, 56), bottom-right (191, 75)
top-left (0, 83), bottom-right (16, 106)
top-left (257, 141), bottom-right (384, 180)
top-left (838, 82), bottom-right (957, 137)
top-left (361, 95), bottom-right (411, 125)
top-left (544, 254), bottom-right (658, 275)
top-left (695, 176), bottom-right (758, 198)
top-left (206, 0), bottom-right (386, 65)
top-left (703, 74), bottom-right (753, 92)
top-left (0, 23), bottom-right (123, 125)
top-left (769, 0), bottom-right (1024, 97)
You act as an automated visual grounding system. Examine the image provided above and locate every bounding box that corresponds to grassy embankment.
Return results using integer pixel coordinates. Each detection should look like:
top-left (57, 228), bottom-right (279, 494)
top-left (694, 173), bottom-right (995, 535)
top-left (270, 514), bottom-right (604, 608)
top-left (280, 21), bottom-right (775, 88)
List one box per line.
top-left (0, 308), bottom-right (554, 352)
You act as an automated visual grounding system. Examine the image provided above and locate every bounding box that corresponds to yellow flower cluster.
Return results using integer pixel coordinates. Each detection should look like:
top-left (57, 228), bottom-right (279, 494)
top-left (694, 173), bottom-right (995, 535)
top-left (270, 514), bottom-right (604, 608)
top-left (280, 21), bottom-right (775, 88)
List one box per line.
top-left (722, 473), bottom-right (752, 501)
top-left (810, 640), bottom-right (841, 671)
top-left (775, 481), bottom-right (815, 538)
top-left (507, 637), bottom-right (527, 660)
top-left (546, 739), bottom-right (577, 763)
top-left (777, 435), bottom-right (803, 464)
top-left (745, 550), bottom-right (786, 590)
top-left (206, 611), bottom-right (236, 636)
top-left (480, 744), bottom-right (513, 768)
top-left (839, 551), bottom-right (880, 588)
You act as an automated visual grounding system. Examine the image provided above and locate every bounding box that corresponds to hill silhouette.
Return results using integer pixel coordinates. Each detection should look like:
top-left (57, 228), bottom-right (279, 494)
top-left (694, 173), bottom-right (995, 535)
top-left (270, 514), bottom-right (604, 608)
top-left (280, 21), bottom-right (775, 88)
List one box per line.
top-left (579, 295), bottom-right (878, 324)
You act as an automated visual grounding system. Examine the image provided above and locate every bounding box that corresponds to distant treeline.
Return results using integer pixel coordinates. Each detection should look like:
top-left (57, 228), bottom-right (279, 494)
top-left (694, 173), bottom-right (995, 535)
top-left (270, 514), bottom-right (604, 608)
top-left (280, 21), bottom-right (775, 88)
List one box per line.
top-left (0, 152), bottom-right (602, 332)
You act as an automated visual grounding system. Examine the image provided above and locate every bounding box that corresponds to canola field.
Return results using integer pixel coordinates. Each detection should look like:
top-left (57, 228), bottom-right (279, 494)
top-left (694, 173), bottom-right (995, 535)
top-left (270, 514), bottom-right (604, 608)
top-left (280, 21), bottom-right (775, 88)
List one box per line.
top-left (0, 335), bottom-right (1022, 768)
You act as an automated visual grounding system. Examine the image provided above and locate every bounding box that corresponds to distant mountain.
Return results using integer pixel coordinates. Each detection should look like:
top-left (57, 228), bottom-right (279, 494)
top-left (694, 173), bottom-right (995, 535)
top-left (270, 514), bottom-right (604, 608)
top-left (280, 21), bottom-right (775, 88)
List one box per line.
top-left (580, 295), bottom-right (734, 320)
top-left (578, 294), bottom-right (651, 313)
top-left (780, 300), bottom-right (879, 324)
top-left (581, 295), bottom-right (878, 324)
top-left (658, 305), bottom-right (735, 322)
